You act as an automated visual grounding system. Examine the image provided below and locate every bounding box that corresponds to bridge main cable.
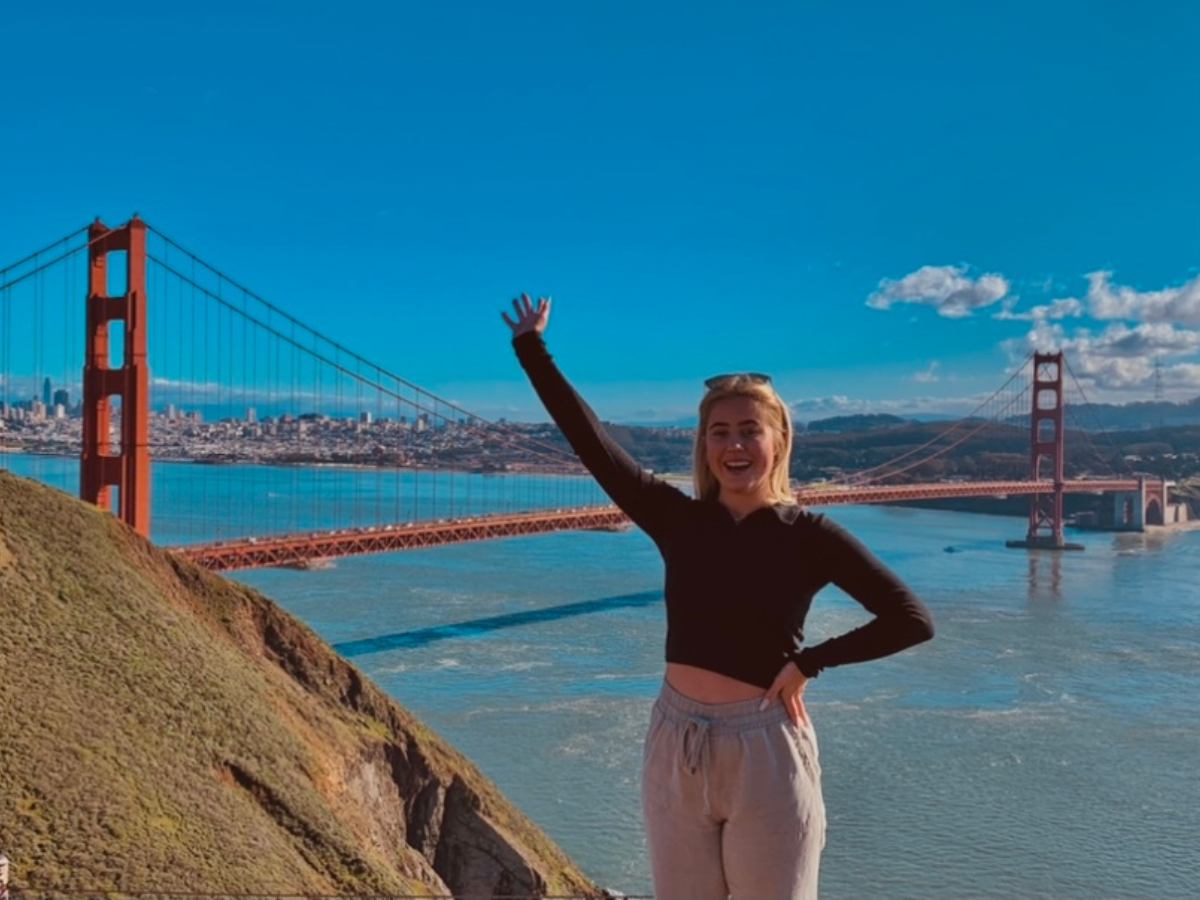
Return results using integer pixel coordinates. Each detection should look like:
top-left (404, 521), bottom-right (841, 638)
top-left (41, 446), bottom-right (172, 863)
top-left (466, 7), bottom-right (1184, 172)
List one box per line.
top-left (144, 223), bottom-right (581, 470)
top-left (826, 355), bottom-right (1034, 486)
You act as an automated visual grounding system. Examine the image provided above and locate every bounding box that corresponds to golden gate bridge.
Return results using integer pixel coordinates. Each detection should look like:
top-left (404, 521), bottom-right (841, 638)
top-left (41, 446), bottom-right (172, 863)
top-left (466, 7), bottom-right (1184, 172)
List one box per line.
top-left (0, 217), bottom-right (1178, 571)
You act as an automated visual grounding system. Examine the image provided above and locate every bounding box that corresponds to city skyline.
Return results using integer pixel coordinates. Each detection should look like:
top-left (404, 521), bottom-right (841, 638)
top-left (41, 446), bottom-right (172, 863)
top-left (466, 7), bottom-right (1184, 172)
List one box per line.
top-left (2, 1), bottom-right (1198, 424)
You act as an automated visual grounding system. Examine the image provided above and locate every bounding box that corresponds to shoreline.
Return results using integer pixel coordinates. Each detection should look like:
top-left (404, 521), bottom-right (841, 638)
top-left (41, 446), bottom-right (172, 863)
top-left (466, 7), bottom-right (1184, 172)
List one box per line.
top-left (0, 448), bottom-right (590, 479)
top-left (4, 451), bottom-right (1195, 535)
top-left (1145, 519), bottom-right (1200, 533)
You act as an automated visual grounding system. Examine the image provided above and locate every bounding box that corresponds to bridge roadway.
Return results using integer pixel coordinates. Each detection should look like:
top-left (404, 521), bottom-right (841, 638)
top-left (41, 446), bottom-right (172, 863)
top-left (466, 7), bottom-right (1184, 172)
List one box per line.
top-left (174, 478), bottom-right (1157, 572)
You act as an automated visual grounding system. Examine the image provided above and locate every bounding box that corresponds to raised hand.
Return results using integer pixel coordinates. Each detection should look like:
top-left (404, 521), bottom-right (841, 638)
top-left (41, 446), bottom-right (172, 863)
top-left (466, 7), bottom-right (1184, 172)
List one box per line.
top-left (502, 293), bottom-right (551, 337)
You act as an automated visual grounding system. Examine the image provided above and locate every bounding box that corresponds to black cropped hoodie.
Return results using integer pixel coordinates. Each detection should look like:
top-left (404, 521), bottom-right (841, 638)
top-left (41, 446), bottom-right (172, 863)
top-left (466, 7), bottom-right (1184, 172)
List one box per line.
top-left (514, 332), bottom-right (934, 687)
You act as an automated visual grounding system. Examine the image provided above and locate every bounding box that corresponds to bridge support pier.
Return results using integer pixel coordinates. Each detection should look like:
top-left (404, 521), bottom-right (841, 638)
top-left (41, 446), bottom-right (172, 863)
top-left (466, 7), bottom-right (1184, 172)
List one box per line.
top-left (80, 217), bottom-right (151, 537)
top-left (1110, 479), bottom-right (1147, 531)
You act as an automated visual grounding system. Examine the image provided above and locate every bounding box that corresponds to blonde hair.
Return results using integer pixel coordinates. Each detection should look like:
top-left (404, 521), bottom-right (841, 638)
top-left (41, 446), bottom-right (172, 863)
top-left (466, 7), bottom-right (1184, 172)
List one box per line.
top-left (692, 376), bottom-right (796, 504)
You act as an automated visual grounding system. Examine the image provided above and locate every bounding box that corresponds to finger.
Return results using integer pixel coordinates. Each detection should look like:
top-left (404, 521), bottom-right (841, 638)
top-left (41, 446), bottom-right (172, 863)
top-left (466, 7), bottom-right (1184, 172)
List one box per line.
top-left (784, 690), bottom-right (805, 726)
top-left (796, 692), bottom-right (811, 725)
top-left (791, 696), bottom-right (808, 727)
top-left (758, 677), bottom-right (783, 711)
top-left (511, 298), bottom-right (525, 319)
top-left (501, 312), bottom-right (515, 329)
top-left (785, 699), bottom-right (801, 727)
top-left (521, 293), bottom-right (535, 313)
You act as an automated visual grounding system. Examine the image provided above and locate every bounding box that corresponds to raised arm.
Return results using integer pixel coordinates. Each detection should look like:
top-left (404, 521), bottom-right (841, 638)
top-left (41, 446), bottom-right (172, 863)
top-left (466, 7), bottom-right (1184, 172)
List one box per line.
top-left (504, 294), bottom-right (687, 540)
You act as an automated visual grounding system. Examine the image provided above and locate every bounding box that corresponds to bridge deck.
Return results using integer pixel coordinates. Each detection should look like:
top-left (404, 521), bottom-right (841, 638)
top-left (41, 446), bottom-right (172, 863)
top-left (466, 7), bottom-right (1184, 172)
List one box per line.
top-left (173, 507), bottom-right (631, 572)
top-left (173, 479), bottom-right (1161, 572)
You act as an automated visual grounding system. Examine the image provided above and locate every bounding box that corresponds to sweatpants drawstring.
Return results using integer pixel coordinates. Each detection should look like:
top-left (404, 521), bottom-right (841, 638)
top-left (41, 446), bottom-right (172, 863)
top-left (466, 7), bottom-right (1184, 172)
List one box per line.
top-left (681, 714), bottom-right (712, 815)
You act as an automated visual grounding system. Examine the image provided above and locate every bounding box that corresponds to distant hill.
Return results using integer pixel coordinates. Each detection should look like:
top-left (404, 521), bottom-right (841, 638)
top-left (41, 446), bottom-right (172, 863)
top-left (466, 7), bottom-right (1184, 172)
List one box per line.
top-left (518, 413), bottom-right (1200, 483)
top-left (0, 470), bottom-right (597, 898)
top-left (999, 396), bottom-right (1200, 432)
top-left (802, 413), bottom-right (911, 433)
top-left (1069, 397), bottom-right (1200, 431)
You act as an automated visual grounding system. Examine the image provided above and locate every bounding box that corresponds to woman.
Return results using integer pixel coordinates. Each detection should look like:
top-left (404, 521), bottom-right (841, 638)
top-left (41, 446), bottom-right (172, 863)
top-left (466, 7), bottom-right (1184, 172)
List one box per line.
top-left (504, 294), bottom-right (934, 900)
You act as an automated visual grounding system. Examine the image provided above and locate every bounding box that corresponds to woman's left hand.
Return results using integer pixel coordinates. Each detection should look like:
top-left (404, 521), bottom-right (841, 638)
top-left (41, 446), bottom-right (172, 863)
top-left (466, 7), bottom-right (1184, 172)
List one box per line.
top-left (761, 661), bottom-right (810, 727)
top-left (502, 293), bottom-right (551, 337)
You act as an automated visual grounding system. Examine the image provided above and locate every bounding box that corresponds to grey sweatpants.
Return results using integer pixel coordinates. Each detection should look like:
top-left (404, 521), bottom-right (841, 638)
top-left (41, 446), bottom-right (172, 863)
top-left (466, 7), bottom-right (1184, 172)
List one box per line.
top-left (641, 681), bottom-right (827, 900)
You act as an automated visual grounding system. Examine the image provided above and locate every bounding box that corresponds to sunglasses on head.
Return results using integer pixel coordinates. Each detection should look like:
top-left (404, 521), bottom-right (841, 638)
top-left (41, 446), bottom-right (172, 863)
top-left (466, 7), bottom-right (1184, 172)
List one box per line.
top-left (704, 372), bottom-right (773, 390)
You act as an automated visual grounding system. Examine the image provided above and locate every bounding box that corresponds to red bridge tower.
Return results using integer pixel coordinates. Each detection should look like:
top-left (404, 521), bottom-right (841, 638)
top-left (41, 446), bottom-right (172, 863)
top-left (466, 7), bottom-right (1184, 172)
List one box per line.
top-left (80, 217), bottom-right (151, 537)
top-left (1019, 351), bottom-right (1075, 549)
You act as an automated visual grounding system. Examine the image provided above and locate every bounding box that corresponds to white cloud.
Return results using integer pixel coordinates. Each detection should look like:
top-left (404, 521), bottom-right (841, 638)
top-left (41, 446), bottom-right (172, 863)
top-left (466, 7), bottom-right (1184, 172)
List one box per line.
top-left (1051, 353), bottom-right (1200, 395)
top-left (993, 297), bottom-right (1085, 322)
top-left (910, 361), bottom-right (940, 383)
top-left (151, 376), bottom-right (228, 394)
top-left (1032, 322), bottom-right (1200, 361)
top-left (1006, 321), bottom-right (1200, 392)
top-left (867, 265), bottom-right (1011, 318)
top-left (1081, 322), bottom-right (1200, 359)
top-left (1085, 270), bottom-right (1200, 325)
top-left (864, 264), bottom-right (1200, 400)
top-left (790, 395), bottom-right (858, 415)
top-left (1162, 363), bottom-right (1200, 390)
top-left (789, 393), bottom-right (985, 419)
top-left (1017, 320), bottom-right (1067, 354)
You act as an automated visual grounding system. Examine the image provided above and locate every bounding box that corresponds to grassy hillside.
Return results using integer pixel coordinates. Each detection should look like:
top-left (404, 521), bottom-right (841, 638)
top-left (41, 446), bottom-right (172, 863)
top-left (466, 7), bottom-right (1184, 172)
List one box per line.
top-left (0, 470), bottom-right (597, 897)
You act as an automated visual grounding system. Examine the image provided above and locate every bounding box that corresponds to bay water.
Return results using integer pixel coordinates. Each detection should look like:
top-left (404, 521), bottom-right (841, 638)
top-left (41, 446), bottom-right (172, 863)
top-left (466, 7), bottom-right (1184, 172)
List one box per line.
top-left (7, 455), bottom-right (1199, 898)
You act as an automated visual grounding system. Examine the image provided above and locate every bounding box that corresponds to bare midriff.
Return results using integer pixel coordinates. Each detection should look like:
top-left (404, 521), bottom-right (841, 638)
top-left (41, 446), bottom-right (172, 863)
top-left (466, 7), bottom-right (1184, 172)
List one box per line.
top-left (665, 662), bottom-right (765, 704)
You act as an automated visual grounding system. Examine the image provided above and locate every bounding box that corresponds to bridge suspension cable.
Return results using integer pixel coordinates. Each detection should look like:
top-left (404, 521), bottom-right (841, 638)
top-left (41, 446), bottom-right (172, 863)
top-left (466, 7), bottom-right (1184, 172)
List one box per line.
top-left (144, 224), bottom-right (578, 466)
top-left (2, 217), bottom-right (1158, 562)
top-left (0, 226), bottom-right (88, 286)
top-left (1, 219), bottom-right (613, 548)
top-left (138, 221), bottom-right (609, 544)
top-left (823, 355), bottom-right (1034, 486)
top-left (1060, 354), bottom-right (1130, 481)
top-left (145, 251), bottom-right (578, 470)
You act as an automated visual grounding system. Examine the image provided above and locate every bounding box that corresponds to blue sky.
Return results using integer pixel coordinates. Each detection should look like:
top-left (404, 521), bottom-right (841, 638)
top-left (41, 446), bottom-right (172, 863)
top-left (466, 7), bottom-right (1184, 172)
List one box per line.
top-left (2, 0), bottom-right (1198, 424)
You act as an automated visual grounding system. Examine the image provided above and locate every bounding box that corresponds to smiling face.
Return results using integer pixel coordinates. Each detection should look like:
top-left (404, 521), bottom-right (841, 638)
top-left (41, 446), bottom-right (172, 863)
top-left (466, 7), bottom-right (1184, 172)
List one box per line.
top-left (703, 396), bottom-right (779, 506)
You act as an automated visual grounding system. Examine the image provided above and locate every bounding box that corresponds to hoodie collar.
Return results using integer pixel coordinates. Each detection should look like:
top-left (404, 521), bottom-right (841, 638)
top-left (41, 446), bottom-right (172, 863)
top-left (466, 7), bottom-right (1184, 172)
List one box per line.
top-left (708, 497), bottom-right (803, 525)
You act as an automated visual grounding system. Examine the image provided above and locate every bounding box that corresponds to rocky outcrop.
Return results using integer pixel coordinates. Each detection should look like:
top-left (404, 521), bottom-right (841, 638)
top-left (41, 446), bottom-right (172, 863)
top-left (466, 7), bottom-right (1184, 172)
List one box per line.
top-left (0, 469), bottom-right (599, 897)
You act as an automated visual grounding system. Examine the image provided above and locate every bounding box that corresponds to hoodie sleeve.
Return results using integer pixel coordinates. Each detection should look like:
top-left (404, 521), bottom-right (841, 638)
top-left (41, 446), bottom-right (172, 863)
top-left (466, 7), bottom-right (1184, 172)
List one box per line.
top-left (792, 515), bottom-right (934, 677)
top-left (513, 331), bottom-right (689, 542)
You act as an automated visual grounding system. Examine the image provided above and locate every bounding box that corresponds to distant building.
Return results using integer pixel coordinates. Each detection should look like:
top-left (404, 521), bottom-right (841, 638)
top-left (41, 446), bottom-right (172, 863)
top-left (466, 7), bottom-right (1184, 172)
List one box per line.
top-left (53, 388), bottom-right (69, 408)
top-left (43, 377), bottom-right (52, 406)
top-left (247, 407), bottom-right (258, 424)
top-left (360, 411), bottom-right (373, 425)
